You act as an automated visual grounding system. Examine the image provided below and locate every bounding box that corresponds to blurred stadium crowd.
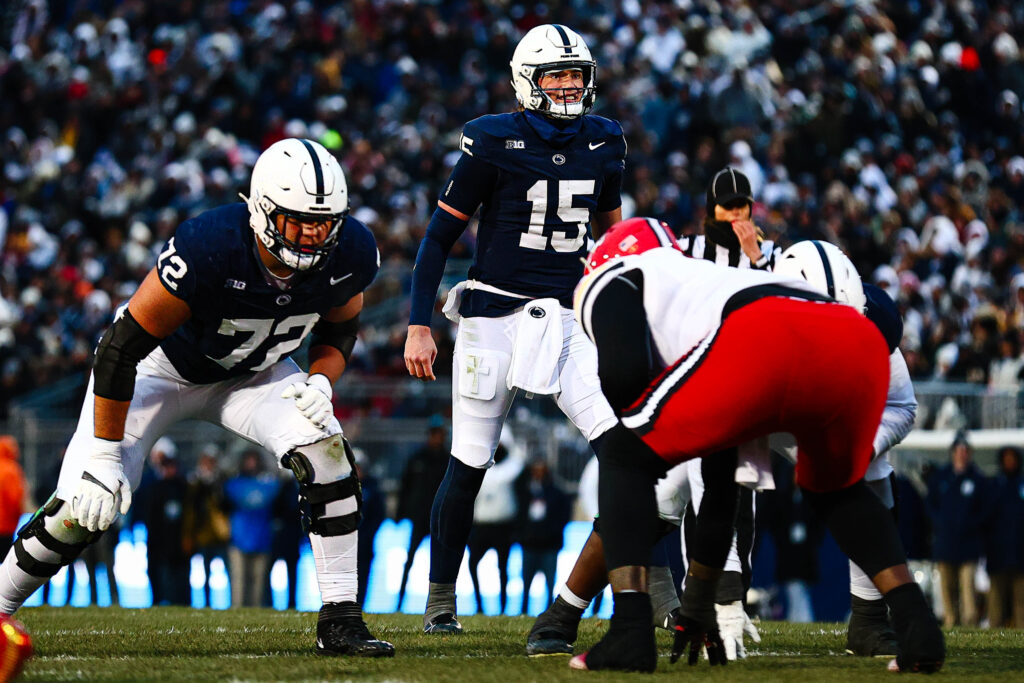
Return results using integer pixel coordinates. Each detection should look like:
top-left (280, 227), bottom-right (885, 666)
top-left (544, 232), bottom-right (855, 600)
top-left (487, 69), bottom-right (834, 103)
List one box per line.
top-left (2, 0), bottom-right (1024, 418)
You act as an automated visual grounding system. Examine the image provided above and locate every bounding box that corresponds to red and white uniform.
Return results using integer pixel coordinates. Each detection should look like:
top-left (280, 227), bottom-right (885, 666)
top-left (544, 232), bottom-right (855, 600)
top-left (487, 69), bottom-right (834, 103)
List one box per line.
top-left (575, 248), bottom-right (891, 493)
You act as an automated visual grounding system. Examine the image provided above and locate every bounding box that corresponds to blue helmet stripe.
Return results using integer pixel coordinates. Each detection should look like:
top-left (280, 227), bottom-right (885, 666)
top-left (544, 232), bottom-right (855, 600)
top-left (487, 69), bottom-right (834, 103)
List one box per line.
top-left (811, 241), bottom-right (836, 299)
top-left (299, 138), bottom-right (325, 204)
top-left (552, 24), bottom-right (573, 54)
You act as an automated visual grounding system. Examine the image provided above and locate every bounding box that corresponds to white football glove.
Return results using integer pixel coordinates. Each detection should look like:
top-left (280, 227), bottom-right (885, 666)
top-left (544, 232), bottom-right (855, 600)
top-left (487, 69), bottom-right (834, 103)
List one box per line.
top-left (715, 600), bottom-right (761, 660)
top-left (70, 437), bottom-right (132, 532)
top-left (282, 373), bottom-right (334, 428)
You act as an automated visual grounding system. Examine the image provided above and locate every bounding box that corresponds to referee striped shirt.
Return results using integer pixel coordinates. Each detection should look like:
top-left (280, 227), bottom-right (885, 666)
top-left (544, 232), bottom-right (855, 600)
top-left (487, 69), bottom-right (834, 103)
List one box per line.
top-left (678, 234), bottom-right (781, 271)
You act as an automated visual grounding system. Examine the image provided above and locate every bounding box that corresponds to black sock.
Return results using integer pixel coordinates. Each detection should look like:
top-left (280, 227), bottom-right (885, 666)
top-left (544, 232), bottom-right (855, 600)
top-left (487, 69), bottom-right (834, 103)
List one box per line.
top-left (884, 583), bottom-right (930, 622)
top-left (320, 601), bottom-right (361, 621)
top-left (612, 592), bottom-right (652, 624)
top-left (429, 458), bottom-right (485, 583)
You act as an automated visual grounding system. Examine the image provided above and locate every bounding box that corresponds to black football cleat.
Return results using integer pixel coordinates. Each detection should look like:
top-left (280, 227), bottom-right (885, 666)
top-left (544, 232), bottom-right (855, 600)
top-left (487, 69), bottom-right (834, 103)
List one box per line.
top-left (569, 595), bottom-right (657, 673)
top-left (893, 616), bottom-right (944, 674)
top-left (569, 621), bottom-right (657, 673)
top-left (315, 602), bottom-right (395, 658)
top-left (887, 586), bottom-right (944, 674)
top-left (423, 612), bottom-right (463, 634)
top-left (526, 596), bottom-right (584, 656)
top-left (423, 582), bottom-right (463, 634)
top-left (846, 596), bottom-right (898, 657)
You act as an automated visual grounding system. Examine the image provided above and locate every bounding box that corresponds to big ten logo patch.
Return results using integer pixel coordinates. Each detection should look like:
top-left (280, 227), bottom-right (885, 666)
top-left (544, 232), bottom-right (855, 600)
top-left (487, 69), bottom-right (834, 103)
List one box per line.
top-left (505, 139), bottom-right (525, 150)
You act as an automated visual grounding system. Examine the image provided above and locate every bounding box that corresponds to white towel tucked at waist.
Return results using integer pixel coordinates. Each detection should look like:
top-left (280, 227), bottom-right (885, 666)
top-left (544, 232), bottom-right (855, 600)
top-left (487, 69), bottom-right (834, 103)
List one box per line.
top-left (506, 298), bottom-right (563, 395)
top-left (442, 279), bottom-right (530, 324)
top-left (734, 436), bottom-right (775, 491)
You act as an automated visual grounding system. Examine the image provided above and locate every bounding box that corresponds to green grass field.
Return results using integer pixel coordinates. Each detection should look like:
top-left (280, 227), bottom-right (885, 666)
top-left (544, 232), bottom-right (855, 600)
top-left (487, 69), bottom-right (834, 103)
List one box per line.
top-left (12, 607), bottom-right (1024, 681)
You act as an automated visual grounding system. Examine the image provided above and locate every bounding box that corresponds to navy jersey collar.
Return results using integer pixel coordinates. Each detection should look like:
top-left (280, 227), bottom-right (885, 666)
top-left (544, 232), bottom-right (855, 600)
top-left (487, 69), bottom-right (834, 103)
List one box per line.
top-left (522, 110), bottom-right (583, 148)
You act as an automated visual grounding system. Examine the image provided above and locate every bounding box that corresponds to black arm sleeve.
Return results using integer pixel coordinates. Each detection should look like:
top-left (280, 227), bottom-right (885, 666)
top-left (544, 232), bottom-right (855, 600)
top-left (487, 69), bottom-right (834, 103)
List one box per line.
top-left (589, 272), bottom-right (656, 413)
top-left (92, 309), bottom-right (162, 401)
top-left (310, 314), bottom-right (360, 362)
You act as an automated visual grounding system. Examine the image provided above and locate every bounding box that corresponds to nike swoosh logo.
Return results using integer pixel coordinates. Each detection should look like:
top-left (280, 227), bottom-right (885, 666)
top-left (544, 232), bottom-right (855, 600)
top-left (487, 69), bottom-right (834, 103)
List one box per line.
top-left (330, 273), bottom-right (353, 285)
top-left (588, 141), bottom-right (606, 150)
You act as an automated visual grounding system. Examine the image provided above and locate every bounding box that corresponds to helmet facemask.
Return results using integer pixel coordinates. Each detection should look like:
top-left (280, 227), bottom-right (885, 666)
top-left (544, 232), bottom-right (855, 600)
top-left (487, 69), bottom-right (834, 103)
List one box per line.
top-left (521, 62), bottom-right (596, 119)
top-left (253, 193), bottom-right (346, 271)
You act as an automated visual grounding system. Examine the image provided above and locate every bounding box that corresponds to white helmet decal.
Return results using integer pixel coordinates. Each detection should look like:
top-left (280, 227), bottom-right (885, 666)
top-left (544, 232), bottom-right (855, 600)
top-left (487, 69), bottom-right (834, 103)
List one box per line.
top-left (775, 240), bottom-right (867, 313)
top-left (510, 24), bottom-right (596, 119)
top-left (244, 138), bottom-right (348, 271)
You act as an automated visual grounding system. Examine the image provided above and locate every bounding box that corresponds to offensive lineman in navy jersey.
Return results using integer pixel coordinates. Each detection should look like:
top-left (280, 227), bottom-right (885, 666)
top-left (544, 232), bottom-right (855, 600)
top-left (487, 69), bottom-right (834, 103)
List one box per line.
top-left (404, 24), bottom-right (624, 633)
top-left (0, 139), bottom-right (394, 658)
top-left (775, 242), bottom-right (918, 658)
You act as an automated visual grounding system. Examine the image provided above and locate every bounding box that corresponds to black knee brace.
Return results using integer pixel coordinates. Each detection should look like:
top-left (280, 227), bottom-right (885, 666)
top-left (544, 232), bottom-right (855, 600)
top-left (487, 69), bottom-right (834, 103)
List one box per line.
top-left (283, 436), bottom-right (362, 537)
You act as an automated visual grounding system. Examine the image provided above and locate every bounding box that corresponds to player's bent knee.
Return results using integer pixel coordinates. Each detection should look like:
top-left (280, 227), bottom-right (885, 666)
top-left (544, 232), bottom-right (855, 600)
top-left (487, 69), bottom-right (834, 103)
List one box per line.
top-left (283, 434), bottom-right (361, 537)
top-left (599, 423), bottom-right (667, 477)
top-left (14, 496), bottom-right (100, 578)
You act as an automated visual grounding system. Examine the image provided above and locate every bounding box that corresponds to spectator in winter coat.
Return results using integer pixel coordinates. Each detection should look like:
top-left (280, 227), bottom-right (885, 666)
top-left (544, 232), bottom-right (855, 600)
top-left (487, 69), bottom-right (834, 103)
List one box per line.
top-left (224, 449), bottom-right (280, 608)
top-left (182, 445), bottom-right (230, 608)
top-left (145, 452), bottom-right (189, 606)
top-left (395, 419), bottom-right (449, 610)
top-left (985, 447), bottom-right (1024, 628)
top-left (927, 432), bottom-right (991, 626)
top-left (468, 439), bottom-right (523, 615)
top-left (0, 437), bottom-right (27, 557)
top-left (515, 459), bottom-right (571, 615)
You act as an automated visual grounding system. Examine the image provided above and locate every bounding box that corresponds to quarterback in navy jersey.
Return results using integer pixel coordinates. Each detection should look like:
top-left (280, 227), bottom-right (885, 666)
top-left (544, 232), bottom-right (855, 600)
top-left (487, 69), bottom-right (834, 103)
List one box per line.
top-left (404, 24), bottom-right (624, 634)
top-left (0, 139), bottom-right (394, 658)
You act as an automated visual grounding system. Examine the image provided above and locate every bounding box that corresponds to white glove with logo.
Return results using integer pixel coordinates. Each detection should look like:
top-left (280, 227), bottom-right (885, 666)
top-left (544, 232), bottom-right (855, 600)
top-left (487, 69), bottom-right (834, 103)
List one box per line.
top-left (282, 373), bottom-right (334, 428)
top-left (715, 600), bottom-right (761, 660)
top-left (70, 437), bottom-right (132, 532)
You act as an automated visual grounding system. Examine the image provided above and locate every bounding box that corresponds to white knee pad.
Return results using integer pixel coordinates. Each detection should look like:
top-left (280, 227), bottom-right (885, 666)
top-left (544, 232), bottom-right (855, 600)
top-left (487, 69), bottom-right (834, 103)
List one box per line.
top-left (13, 496), bottom-right (98, 579)
top-left (283, 434), bottom-right (360, 537)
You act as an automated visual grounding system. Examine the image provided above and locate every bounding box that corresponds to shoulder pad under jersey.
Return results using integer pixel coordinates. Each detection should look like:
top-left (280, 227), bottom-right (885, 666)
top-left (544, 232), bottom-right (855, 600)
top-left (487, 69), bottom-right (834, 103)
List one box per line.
top-left (864, 282), bottom-right (903, 353)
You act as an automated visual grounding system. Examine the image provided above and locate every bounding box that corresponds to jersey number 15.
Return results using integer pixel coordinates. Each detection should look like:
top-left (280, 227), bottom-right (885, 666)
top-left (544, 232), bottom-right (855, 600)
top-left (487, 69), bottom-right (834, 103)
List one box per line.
top-left (519, 179), bottom-right (595, 252)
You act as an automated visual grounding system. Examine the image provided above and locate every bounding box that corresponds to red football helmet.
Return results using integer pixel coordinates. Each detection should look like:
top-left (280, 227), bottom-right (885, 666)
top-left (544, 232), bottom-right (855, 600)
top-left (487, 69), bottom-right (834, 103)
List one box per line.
top-left (584, 217), bottom-right (681, 275)
top-left (0, 615), bottom-right (32, 682)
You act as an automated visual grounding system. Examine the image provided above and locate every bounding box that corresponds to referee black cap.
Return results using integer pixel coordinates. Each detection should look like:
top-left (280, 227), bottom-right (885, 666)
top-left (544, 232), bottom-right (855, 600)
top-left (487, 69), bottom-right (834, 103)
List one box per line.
top-left (708, 167), bottom-right (753, 207)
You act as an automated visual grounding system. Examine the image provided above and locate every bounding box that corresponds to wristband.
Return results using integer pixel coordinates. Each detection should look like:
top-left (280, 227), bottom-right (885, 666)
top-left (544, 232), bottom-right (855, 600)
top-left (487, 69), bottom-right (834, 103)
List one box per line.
top-left (92, 437), bottom-right (121, 458)
top-left (307, 373), bottom-right (333, 398)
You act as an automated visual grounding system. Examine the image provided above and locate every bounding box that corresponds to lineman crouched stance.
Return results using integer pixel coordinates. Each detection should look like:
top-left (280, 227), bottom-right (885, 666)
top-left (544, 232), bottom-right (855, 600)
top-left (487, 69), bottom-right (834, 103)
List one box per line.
top-left (528, 168), bottom-right (773, 659)
top-left (404, 24), bottom-right (623, 633)
top-left (568, 218), bottom-right (942, 673)
top-left (0, 139), bottom-right (394, 657)
top-left (774, 240), bottom-right (918, 657)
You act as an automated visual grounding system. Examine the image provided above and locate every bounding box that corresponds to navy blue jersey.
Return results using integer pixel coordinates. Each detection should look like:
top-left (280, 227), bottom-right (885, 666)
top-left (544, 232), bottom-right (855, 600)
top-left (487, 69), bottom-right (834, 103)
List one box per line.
top-left (154, 203), bottom-right (379, 384)
top-left (864, 283), bottom-right (903, 354)
top-left (446, 111), bottom-right (625, 315)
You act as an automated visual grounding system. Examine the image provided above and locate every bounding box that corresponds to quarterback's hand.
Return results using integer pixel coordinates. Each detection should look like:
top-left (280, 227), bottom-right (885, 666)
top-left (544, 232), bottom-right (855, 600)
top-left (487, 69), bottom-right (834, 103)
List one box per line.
top-left (670, 613), bottom-right (727, 666)
top-left (715, 601), bottom-right (760, 660)
top-left (282, 374), bottom-right (334, 428)
top-left (70, 437), bottom-right (132, 532)
top-left (404, 325), bottom-right (437, 381)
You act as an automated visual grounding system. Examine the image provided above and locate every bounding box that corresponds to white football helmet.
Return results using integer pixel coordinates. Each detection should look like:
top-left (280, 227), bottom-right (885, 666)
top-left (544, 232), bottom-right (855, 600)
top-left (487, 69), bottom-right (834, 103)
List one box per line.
top-left (244, 138), bottom-right (348, 271)
top-left (510, 24), bottom-right (596, 119)
top-left (774, 240), bottom-right (867, 313)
